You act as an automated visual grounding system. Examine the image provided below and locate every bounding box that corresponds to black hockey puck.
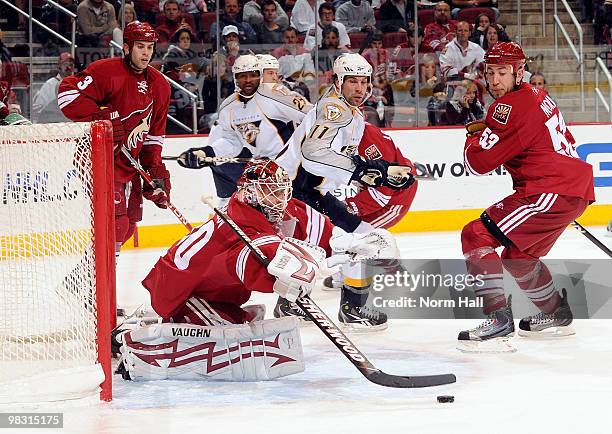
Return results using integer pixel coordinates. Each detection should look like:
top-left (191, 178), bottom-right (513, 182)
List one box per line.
top-left (437, 395), bottom-right (454, 403)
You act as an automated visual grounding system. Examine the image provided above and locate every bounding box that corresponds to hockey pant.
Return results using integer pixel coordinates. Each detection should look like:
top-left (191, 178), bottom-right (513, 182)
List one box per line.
top-left (210, 148), bottom-right (252, 200)
top-left (115, 174), bottom-right (143, 252)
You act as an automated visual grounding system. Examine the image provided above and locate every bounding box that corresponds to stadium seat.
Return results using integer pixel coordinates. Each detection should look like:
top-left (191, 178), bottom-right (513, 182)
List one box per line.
top-left (349, 32), bottom-right (368, 50)
top-left (417, 9), bottom-right (435, 27)
top-left (383, 32), bottom-right (407, 48)
top-left (155, 12), bottom-right (197, 33)
top-left (457, 7), bottom-right (496, 24)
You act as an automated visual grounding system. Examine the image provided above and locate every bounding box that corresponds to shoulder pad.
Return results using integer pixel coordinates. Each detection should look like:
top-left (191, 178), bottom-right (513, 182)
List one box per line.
top-left (316, 95), bottom-right (352, 124)
top-left (218, 93), bottom-right (240, 112)
top-left (257, 83), bottom-right (311, 112)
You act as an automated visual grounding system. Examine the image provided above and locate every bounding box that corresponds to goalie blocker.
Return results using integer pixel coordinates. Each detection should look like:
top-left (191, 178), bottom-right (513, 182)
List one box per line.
top-left (117, 316), bottom-right (304, 381)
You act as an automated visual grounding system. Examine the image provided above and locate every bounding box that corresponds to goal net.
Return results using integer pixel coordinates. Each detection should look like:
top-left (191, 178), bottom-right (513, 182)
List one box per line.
top-left (0, 121), bottom-right (114, 404)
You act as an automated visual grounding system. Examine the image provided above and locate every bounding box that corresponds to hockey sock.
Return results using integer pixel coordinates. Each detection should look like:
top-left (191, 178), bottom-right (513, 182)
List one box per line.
top-left (341, 284), bottom-right (370, 307)
top-left (502, 248), bottom-right (560, 314)
top-left (462, 219), bottom-right (506, 314)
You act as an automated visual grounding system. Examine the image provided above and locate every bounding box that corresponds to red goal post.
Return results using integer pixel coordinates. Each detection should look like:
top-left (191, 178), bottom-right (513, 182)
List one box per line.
top-left (0, 121), bottom-right (115, 403)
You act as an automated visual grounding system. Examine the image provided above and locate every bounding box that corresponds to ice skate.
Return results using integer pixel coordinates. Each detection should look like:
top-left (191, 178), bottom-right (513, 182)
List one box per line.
top-left (518, 289), bottom-right (575, 338)
top-left (322, 271), bottom-right (342, 291)
top-left (273, 297), bottom-right (313, 325)
top-left (457, 295), bottom-right (516, 353)
top-left (338, 301), bottom-right (388, 332)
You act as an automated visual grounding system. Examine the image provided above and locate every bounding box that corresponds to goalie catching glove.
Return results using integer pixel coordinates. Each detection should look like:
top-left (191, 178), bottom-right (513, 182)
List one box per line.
top-left (350, 156), bottom-right (415, 190)
top-left (267, 238), bottom-right (329, 302)
top-left (329, 226), bottom-right (399, 261)
top-left (177, 146), bottom-right (215, 169)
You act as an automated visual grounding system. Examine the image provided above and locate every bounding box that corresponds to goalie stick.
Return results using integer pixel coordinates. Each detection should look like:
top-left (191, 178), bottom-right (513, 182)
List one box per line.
top-left (120, 146), bottom-right (194, 232)
top-left (571, 220), bottom-right (612, 258)
top-left (201, 196), bottom-right (457, 388)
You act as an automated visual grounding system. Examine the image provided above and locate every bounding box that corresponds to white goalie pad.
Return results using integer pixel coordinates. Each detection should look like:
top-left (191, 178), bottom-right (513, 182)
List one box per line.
top-left (119, 317), bottom-right (304, 382)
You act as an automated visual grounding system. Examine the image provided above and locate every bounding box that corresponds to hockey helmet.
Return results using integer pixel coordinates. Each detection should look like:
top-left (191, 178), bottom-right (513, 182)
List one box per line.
top-left (232, 54), bottom-right (261, 96)
top-left (333, 53), bottom-right (372, 88)
top-left (238, 159), bottom-right (292, 223)
top-left (484, 42), bottom-right (526, 74)
top-left (256, 54), bottom-right (279, 71)
top-left (123, 21), bottom-right (158, 48)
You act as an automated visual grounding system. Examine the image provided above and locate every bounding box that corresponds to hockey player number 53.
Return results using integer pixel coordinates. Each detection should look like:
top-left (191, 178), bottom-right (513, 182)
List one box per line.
top-left (173, 220), bottom-right (215, 270)
top-left (479, 128), bottom-right (500, 150)
top-left (545, 112), bottom-right (578, 158)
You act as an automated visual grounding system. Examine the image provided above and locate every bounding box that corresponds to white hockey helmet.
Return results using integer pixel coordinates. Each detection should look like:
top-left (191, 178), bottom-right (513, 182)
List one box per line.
top-left (256, 54), bottom-right (279, 71)
top-left (232, 54), bottom-right (261, 96)
top-left (333, 53), bottom-right (372, 89)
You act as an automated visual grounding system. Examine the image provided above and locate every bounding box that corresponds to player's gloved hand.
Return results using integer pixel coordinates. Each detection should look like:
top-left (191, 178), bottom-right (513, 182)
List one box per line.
top-left (350, 155), bottom-right (389, 188)
top-left (385, 164), bottom-right (416, 190)
top-left (93, 107), bottom-right (126, 154)
top-left (177, 146), bottom-right (215, 169)
top-left (465, 120), bottom-right (486, 137)
top-left (142, 164), bottom-right (171, 209)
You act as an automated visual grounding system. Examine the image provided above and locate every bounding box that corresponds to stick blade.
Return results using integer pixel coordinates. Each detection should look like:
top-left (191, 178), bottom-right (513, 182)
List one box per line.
top-left (365, 370), bottom-right (456, 388)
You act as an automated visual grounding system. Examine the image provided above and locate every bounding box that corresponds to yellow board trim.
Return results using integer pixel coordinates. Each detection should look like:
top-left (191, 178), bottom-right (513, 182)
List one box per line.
top-left (122, 204), bottom-right (612, 250)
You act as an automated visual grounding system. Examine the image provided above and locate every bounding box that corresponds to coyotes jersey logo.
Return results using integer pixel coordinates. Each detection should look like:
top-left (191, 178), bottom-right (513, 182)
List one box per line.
top-left (235, 121), bottom-right (261, 144)
top-left (364, 144), bottom-right (383, 160)
top-left (127, 111), bottom-right (152, 150)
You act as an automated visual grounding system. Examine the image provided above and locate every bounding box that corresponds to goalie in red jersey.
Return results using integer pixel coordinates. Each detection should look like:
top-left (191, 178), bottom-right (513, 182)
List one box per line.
top-left (457, 42), bottom-right (595, 352)
top-left (114, 159), bottom-right (398, 382)
top-left (58, 21), bottom-right (171, 255)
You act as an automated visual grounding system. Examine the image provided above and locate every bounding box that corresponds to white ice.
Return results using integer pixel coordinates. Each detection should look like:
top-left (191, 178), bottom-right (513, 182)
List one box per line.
top-left (5, 227), bottom-right (612, 434)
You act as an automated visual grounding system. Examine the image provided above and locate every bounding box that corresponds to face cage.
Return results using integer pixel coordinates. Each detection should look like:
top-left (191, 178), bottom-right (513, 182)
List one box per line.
top-left (242, 179), bottom-right (293, 223)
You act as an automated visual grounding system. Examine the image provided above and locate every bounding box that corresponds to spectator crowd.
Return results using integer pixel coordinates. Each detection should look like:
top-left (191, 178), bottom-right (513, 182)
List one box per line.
top-left (2, 0), bottom-right (579, 130)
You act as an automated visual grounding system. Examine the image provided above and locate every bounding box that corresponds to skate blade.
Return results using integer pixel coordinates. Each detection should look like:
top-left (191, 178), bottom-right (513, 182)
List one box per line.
top-left (339, 322), bottom-right (388, 333)
top-left (456, 336), bottom-right (517, 353)
top-left (518, 325), bottom-right (575, 338)
top-left (320, 285), bottom-right (341, 292)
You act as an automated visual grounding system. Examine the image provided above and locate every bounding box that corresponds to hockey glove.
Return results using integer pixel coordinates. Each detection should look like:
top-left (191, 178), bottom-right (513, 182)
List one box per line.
top-left (350, 155), bottom-right (389, 188)
top-left (385, 164), bottom-right (416, 190)
top-left (177, 146), bottom-right (215, 169)
top-left (93, 108), bottom-right (126, 153)
top-left (142, 164), bottom-right (171, 209)
top-left (465, 120), bottom-right (486, 137)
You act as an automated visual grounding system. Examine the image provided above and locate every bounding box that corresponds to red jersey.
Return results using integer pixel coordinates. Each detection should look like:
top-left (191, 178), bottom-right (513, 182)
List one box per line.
top-left (464, 83), bottom-right (595, 201)
top-left (142, 197), bottom-right (333, 319)
top-left (345, 123), bottom-right (418, 216)
top-left (58, 57), bottom-right (170, 182)
top-left (423, 20), bottom-right (458, 52)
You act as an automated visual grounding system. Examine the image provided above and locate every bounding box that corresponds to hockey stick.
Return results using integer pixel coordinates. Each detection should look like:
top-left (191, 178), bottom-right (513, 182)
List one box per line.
top-left (413, 162), bottom-right (437, 181)
top-left (120, 146), bottom-right (193, 232)
top-left (571, 220), bottom-right (612, 258)
top-left (162, 154), bottom-right (259, 165)
top-left (202, 196), bottom-right (456, 388)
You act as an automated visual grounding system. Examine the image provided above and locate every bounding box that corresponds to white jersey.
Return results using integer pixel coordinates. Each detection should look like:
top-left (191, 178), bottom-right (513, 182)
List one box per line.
top-left (209, 83), bottom-right (312, 159)
top-left (276, 86), bottom-right (364, 194)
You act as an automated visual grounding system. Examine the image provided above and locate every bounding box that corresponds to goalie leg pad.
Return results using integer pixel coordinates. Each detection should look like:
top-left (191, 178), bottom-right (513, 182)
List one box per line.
top-left (119, 317), bottom-right (304, 381)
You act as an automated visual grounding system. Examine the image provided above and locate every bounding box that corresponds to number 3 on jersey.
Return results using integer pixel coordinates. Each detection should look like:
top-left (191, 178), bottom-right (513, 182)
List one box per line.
top-left (479, 128), bottom-right (500, 150)
top-left (77, 75), bottom-right (93, 90)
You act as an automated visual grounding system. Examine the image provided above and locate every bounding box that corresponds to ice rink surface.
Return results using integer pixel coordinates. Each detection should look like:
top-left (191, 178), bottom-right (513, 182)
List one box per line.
top-left (7, 227), bottom-right (612, 434)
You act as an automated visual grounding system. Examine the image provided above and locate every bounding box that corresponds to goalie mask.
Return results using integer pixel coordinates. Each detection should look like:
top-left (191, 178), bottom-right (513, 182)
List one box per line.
top-left (232, 54), bottom-right (261, 98)
top-left (238, 159), bottom-right (292, 223)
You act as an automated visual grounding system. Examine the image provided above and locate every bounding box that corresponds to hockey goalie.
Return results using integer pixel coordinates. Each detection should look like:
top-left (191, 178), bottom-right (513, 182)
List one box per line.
top-left (116, 159), bottom-right (398, 382)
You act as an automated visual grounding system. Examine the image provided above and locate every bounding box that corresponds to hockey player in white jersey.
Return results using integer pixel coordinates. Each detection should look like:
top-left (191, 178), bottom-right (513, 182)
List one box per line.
top-left (177, 54), bottom-right (312, 205)
top-left (275, 53), bottom-right (414, 331)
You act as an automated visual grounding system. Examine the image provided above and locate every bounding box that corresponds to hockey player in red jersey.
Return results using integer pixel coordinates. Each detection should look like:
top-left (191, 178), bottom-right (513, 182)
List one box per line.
top-left (58, 21), bottom-right (171, 254)
top-left (345, 122), bottom-right (418, 229)
top-left (114, 160), bottom-right (396, 382)
top-left (458, 42), bottom-right (595, 352)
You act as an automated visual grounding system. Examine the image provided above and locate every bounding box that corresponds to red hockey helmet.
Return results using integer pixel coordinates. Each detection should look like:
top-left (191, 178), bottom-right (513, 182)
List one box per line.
top-left (238, 159), bottom-right (292, 223)
top-left (123, 21), bottom-right (158, 48)
top-left (484, 42), bottom-right (526, 73)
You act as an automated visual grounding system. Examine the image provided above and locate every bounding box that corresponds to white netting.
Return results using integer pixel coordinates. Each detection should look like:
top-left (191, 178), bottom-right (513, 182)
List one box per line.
top-left (0, 122), bottom-right (106, 404)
